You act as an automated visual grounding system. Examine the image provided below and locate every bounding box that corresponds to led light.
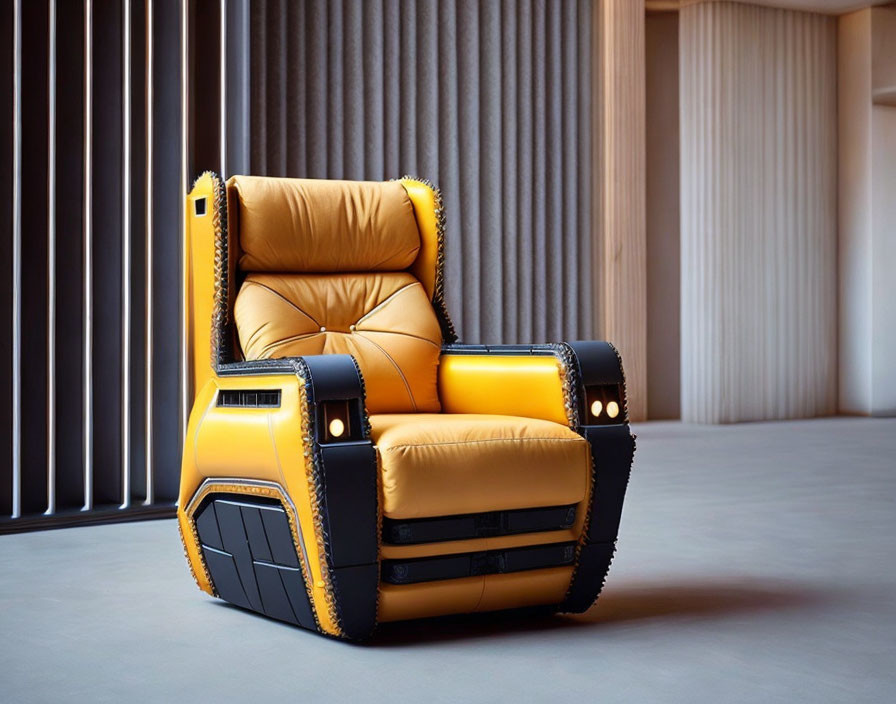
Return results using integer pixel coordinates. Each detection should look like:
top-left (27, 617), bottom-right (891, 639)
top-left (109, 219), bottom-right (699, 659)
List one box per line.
top-left (606, 401), bottom-right (620, 419)
top-left (328, 418), bottom-right (345, 438)
top-left (590, 400), bottom-right (603, 417)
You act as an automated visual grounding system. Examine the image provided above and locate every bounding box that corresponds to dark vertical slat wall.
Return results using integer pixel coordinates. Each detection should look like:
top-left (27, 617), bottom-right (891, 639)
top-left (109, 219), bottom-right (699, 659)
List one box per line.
top-left (55, 0), bottom-right (87, 511)
top-left (3, 0), bottom-right (595, 530)
top-left (20, 0), bottom-right (50, 516)
top-left (0, 3), bottom-right (15, 518)
top-left (150, 0), bottom-right (186, 505)
top-left (2, 0), bottom-right (185, 530)
top-left (230, 0), bottom-right (594, 345)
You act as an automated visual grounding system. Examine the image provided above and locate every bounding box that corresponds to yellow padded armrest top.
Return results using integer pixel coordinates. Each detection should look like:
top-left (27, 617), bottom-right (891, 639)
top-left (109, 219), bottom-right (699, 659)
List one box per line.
top-left (229, 176), bottom-right (421, 272)
top-left (438, 354), bottom-right (571, 427)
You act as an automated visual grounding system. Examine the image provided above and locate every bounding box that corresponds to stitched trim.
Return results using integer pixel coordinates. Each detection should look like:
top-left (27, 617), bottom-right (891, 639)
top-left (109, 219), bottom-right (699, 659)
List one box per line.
top-left (259, 331), bottom-right (324, 357)
top-left (177, 515), bottom-right (214, 597)
top-left (354, 282), bottom-right (421, 326)
top-left (547, 343), bottom-right (581, 429)
top-left (202, 171), bottom-right (233, 370)
top-left (293, 360), bottom-right (344, 636)
top-left (559, 341), bottom-right (635, 611)
top-left (295, 356), bottom-right (380, 639)
top-left (396, 175), bottom-right (458, 343)
top-left (242, 280), bottom-right (322, 327)
top-left (353, 334), bottom-right (418, 412)
top-left (381, 436), bottom-right (586, 452)
top-left (354, 328), bottom-right (441, 348)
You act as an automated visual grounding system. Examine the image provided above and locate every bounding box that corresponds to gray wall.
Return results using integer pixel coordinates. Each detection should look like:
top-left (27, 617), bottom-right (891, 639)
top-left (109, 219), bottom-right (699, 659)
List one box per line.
top-left (218, 0), bottom-right (595, 345)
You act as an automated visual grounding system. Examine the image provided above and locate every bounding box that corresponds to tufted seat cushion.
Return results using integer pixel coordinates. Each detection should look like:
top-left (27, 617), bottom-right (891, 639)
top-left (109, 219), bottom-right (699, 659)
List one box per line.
top-left (370, 414), bottom-right (591, 519)
top-left (234, 272), bottom-right (442, 413)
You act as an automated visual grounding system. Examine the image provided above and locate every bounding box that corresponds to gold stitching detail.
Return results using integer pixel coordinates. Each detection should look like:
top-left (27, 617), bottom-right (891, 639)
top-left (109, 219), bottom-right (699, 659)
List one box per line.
top-left (177, 515), bottom-right (214, 596)
top-left (296, 372), bottom-right (344, 635)
top-left (396, 176), bottom-right (458, 343)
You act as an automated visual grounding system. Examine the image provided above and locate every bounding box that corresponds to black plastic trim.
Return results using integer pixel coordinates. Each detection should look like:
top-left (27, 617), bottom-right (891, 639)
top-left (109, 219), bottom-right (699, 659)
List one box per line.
top-left (195, 495), bottom-right (317, 630)
top-left (298, 354), bottom-right (380, 640)
top-left (440, 343), bottom-right (558, 357)
top-left (216, 359), bottom-right (299, 376)
top-left (217, 389), bottom-right (281, 407)
top-left (559, 340), bottom-right (635, 614)
top-left (382, 504), bottom-right (578, 545)
top-left (382, 542), bottom-right (578, 585)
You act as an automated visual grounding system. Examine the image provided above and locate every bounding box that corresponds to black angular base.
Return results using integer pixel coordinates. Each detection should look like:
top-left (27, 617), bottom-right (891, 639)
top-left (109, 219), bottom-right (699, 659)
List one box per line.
top-left (194, 495), bottom-right (317, 631)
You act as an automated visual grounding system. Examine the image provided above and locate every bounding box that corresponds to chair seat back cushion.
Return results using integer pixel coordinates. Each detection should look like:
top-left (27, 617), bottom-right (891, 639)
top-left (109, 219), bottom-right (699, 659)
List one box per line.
top-left (232, 176), bottom-right (422, 273)
top-left (234, 272), bottom-right (442, 413)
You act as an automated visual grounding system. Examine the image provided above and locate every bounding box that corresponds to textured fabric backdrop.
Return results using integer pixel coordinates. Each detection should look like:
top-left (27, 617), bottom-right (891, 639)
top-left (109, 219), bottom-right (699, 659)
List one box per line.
top-left (224, 0), bottom-right (594, 344)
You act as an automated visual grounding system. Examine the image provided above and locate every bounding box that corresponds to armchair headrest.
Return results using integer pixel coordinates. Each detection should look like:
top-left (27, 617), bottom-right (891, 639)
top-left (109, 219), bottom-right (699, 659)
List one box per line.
top-left (227, 176), bottom-right (421, 273)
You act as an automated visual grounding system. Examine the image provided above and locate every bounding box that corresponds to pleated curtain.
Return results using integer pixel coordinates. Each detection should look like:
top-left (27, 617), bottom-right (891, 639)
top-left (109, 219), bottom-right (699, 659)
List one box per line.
top-left (225, 0), bottom-right (594, 344)
top-left (679, 3), bottom-right (838, 423)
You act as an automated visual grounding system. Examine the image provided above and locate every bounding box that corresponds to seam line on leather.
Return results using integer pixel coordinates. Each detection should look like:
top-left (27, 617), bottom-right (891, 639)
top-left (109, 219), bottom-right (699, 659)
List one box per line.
top-left (243, 279), bottom-right (322, 327)
top-left (381, 437), bottom-right (586, 451)
top-left (355, 328), bottom-right (441, 348)
top-left (354, 282), bottom-right (422, 326)
top-left (257, 330), bottom-right (323, 356)
top-left (353, 334), bottom-right (418, 411)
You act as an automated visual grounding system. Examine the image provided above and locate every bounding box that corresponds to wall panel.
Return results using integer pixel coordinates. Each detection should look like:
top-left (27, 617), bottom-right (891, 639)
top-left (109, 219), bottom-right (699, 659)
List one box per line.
top-left (234, 0), bottom-right (594, 345)
top-left (679, 2), bottom-right (838, 423)
top-left (1, 0), bottom-right (186, 531)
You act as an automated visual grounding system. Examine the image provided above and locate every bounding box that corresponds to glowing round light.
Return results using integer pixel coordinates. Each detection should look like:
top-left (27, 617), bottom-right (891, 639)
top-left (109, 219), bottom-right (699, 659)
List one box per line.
top-left (590, 400), bottom-right (603, 417)
top-left (606, 401), bottom-right (620, 419)
top-left (328, 418), bottom-right (345, 438)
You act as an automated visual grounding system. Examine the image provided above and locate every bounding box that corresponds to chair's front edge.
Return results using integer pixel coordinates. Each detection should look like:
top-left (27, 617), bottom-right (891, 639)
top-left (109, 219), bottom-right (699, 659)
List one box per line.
top-left (557, 341), bottom-right (636, 613)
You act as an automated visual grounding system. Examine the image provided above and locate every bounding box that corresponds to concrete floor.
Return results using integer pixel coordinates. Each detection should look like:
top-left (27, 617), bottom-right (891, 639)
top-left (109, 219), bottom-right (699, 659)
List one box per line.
top-left (1, 417), bottom-right (894, 703)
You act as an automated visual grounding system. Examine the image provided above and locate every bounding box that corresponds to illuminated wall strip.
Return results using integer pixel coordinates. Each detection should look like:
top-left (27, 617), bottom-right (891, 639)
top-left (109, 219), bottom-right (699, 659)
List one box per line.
top-left (220, 0), bottom-right (227, 178)
top-left (46, 0), bottom-right (58, 515)
top-left (144, 0), bottom-right (154, 505)
top-left (11, 0), bottom-right (23, 520)
top-left (120, 0), bottom-right (132, 509)
top-left (180, 0), bottom-right (190, 448)
top-left (82, 0), bottom-right (94, 511)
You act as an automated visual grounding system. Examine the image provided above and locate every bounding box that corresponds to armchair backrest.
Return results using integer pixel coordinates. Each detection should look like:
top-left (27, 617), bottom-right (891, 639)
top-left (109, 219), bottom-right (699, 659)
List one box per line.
top-left (224, 176), bottom-right (450, 413)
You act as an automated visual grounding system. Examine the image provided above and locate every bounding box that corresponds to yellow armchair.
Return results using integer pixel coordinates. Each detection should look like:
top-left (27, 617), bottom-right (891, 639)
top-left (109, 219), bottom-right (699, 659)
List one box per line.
top-left (178, 173), bottom-right (634, 640)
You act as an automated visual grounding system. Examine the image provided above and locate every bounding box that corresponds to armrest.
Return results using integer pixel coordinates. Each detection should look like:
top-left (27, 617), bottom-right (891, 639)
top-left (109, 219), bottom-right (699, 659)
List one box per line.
top-left (439, 341), bottom-right (634, 614)
top-left (438, 344), bottom-right (575, 426)
top-left (178, 354), bottom-right (379, 640)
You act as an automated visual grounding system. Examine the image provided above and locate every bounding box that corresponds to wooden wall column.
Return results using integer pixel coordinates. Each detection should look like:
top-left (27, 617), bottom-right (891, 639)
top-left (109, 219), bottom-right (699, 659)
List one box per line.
top-left (595, 0), bottom-right (648, 421)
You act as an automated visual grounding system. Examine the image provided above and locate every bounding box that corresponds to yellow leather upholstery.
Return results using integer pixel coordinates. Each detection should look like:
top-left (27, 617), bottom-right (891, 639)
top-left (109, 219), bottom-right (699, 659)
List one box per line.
top-left (370, 413), bottom-right (590, 519)
top-left (234, 272), bottom-right (442, 413)
top-left (180, 174), bottom-right (631, 638)
top-left (438, 353), bottom-right (572, 426)
top-left (229, 176), bottom-right (421, 272)
top-left (400, 177), bottom-right (440, 300)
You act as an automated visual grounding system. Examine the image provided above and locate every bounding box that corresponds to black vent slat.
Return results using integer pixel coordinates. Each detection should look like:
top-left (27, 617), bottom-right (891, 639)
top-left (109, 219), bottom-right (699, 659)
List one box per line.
top-left (217, 390), bottom-right (282, 408)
